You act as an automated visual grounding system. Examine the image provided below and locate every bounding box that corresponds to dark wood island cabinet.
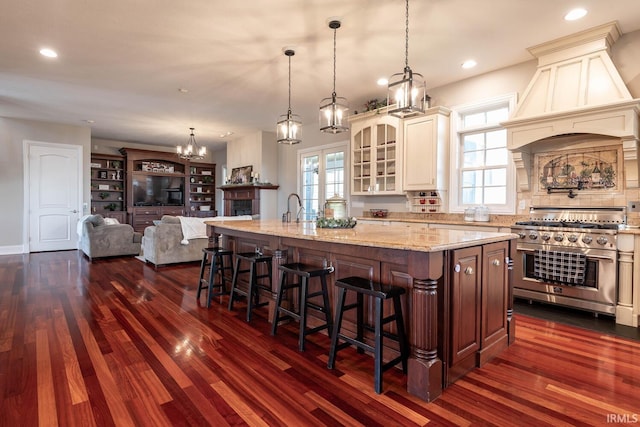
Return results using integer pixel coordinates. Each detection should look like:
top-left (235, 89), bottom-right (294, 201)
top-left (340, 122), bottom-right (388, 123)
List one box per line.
top-left (205, 219), bottom-right (516, 402)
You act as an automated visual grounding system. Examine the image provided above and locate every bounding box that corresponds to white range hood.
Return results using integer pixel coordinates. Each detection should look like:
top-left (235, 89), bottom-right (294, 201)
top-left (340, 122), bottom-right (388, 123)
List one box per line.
top-left (502, 22), bottom-right (640, 190)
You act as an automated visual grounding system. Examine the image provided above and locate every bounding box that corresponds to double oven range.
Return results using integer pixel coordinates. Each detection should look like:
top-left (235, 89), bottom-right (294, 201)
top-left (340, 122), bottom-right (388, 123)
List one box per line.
top-left (511, 206), bottom-right (626, 315)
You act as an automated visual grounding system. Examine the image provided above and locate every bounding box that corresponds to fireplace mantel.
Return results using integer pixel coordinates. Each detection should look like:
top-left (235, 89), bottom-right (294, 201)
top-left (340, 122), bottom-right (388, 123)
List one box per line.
top-left (220, 184), bottom-right (279, 216)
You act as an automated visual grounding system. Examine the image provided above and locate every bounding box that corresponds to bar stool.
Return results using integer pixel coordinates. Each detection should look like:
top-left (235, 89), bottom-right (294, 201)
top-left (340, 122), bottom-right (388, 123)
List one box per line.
top-left (271, 262), bottom-right (334, 351)
top-left (228, 250), bottom-right (273, 322)
top-left (327, 276), bottom-right (409, 394)
top-left (196, 247), bottom-right (234, 308)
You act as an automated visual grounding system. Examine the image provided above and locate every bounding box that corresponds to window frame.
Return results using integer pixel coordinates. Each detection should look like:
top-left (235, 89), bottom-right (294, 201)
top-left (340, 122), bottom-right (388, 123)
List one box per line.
top-left (448, 93), bottom-right (517, 214)
top-left (297, 140), bottom-right (349, 220)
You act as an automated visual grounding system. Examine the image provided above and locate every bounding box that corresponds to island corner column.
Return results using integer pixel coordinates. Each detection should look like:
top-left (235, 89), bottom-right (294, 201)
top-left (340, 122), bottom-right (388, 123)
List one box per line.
top-left (407, 251), bottom-right (443, 401)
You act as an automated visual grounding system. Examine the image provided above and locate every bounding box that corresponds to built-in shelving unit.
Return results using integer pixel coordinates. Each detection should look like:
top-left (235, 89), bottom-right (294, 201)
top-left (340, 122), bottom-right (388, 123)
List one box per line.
top-left (119, 148), bottom-right (216, 232)
top-left (90, 153), bottom-right (126, 223)
top-left (188, 162), bottom-right (216, 216)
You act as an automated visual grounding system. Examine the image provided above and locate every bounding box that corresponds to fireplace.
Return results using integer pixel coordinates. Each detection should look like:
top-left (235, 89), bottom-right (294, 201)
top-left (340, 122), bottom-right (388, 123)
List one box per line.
top-left (231, 200), bottom-right (252, 216)
top-left (220, 184), bottom-right (279, 217)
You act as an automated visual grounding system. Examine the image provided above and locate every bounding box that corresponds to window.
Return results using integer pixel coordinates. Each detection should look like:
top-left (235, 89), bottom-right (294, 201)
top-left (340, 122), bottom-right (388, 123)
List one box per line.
top-left (449, 94), bottom-right (516, 214)
top-left (299, 142), bottom-right (348, 220)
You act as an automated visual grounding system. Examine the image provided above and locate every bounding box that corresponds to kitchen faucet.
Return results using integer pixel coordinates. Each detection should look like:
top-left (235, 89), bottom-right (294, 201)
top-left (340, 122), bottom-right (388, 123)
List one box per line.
top-left (285, 193), bottom-right (303, 223)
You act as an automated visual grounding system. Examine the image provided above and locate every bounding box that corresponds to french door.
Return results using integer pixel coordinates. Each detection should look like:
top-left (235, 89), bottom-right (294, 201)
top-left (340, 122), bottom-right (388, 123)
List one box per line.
top-left (299, 142), bottom-right (348, 221)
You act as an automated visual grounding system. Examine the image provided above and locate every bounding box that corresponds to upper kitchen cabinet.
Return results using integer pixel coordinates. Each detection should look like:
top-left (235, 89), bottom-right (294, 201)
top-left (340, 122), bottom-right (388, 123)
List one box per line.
top-left (403, 107), bottom-right (450, 191)
top-left (351, 112), bottom-right (403, 195)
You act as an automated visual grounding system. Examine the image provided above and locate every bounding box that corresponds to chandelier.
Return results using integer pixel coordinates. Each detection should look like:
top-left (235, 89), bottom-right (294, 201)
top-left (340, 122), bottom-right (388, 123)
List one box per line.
top-left (319, 20), bottom-right (349, 134)
top-left (387, 0), bottom-right (427, 118)
top-left (177, 127), bottom-right (206, 160)
top-left (277, 49), bottom-right (302, 144)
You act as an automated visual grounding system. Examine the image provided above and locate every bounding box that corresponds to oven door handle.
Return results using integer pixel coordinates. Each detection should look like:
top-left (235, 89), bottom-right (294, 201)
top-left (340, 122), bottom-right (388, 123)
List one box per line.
top-left (517, 247), bottom-right (615, 261)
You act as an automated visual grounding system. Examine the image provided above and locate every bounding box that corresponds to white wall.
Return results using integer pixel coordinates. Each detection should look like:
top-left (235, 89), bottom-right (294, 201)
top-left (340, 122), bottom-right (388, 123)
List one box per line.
top-left (226, 131), bottom-right (282, 219)
top-left (0, 117), bottom-right (91, 252)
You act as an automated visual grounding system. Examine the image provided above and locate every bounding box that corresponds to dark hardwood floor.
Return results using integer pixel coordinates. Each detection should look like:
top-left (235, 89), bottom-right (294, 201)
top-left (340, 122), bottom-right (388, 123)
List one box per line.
top-left (1, 251), bottom-right (639, 426)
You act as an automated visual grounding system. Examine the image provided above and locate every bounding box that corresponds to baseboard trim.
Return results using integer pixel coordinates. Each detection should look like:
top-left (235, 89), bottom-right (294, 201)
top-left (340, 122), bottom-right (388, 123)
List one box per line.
top-left (0, 245), bottom-right (26, 255)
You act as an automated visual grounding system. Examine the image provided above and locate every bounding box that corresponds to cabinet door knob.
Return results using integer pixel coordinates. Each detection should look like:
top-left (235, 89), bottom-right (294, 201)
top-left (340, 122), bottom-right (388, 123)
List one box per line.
top-left (464, 266), bottom-right (474, 275)
top-left (454, 263), bottom-right (461, 273)
top-left (492, 259), bottom-right (501, 266)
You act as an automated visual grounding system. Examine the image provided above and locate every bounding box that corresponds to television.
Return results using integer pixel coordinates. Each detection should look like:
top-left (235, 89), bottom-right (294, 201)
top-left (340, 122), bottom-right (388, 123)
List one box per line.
top-left (132, 175), bottom-right (184, 206)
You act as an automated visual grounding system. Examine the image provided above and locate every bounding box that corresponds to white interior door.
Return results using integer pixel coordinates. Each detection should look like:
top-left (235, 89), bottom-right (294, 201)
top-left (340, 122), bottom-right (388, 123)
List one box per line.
top-left (27, 142), bottom-right (82, 252)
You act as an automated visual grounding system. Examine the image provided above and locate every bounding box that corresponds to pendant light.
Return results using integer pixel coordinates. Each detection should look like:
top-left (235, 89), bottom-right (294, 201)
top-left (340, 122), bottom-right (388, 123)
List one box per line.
top-left (177, 127), bottom-right (205, 160)
top-left (277, 49), bottom-right (302, 144)
top-left (387, 0), bottom-right (427, 118)
top-left (319, 20), bottom-right (349, 134)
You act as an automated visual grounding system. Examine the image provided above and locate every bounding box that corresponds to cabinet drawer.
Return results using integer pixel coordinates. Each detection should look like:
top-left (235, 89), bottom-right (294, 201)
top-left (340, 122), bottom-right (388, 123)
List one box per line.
top-left (133, 208), bottom-right (160, 216)
top-left (163, 207), bottom-right (184, 215)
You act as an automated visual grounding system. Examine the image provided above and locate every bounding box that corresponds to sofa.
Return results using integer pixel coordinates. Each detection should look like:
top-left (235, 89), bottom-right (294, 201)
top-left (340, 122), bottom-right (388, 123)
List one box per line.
top-left (79, 214), bottom-right (142, 261)
top-left (142, 215), bottom-right (255, 266)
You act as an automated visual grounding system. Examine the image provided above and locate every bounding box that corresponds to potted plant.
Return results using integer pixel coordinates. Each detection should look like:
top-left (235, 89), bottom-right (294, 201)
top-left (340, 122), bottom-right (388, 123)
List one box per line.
top-left (99, 192), bottom-right (110, 200)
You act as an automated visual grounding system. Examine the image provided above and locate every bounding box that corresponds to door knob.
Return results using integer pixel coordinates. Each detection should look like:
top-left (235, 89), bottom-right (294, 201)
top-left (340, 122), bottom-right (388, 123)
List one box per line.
top-left (492, 259), bottom-right (501, 266)
top-left (464, 266), bottom-right (473, 275)
top-left (70, 209), bottom-right (78, 213)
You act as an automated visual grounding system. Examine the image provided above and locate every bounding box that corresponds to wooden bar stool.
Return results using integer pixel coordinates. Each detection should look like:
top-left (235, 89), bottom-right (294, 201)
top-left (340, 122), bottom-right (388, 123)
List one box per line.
top-left (271, 262), bottom-right (334, 351)
top-left (327, 276), bottom-right (409, 394)
top-left (196, 247), bottom-right (234, 308)
top-left (228, 251), bottom-right (273, 322)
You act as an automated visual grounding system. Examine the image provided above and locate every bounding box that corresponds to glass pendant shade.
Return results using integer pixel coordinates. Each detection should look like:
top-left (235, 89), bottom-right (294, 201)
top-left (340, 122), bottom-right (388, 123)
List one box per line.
top-left (177, 127), bottom-right (206, 160)
top-left (277, 110), bottom-right (302, 144)
top-left (319, 92), bottom-right (349, 133)
top-left (387, 66), bottom-right (426, 118)
top-left (387, 0), bottom-right (427, 118)
top-left (319, 20), bottom-right (349, 134)
top-left (277, 49), bottom-right (302, 144)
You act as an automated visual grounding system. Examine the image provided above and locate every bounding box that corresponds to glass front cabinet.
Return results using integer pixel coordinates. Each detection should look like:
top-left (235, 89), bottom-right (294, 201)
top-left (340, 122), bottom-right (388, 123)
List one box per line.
top-left (351, 113), bottom-right (403, 195)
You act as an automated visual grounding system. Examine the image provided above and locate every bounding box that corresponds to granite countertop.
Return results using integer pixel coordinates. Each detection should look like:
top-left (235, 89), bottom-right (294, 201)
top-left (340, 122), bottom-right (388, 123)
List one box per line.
top-left (205, 219), bottom-right (516, 253)
top-left (358, 213), bottom-right (526, 228)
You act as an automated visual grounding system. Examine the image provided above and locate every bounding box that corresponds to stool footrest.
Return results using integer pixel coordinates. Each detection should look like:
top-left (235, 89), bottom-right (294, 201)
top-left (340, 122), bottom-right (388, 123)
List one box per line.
top-left (337, 334), bottom-right (375, 354)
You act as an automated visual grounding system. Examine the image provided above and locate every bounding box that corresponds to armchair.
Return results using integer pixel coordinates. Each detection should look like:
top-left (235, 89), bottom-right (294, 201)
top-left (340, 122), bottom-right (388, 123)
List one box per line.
top-left (80, 215), bottom-right (142, 261)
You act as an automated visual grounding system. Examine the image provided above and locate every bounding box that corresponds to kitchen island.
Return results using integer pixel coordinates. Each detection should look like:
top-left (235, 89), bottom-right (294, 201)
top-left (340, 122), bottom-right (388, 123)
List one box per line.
top-left (206, 219), bottom-right (517, 402)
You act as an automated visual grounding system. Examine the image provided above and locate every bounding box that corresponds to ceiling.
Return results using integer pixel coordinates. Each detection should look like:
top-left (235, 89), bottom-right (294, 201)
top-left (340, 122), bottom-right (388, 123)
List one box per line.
top-left (2, 1), bottom-right (640, 151)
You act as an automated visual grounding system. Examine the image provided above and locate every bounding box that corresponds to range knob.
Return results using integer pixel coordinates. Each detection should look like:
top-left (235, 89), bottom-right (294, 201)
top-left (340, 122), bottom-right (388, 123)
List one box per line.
top-left (596, 235), bottom-right (609, 245)
top-left (582, 235), bottom-right (593, 244)
top-left (568, 234), bottom-right (579, 243)
top-left (528, 232), bottom-right (538, 240)
top-left (554, 233), bottom-right (564, 242)
top-left (540, 233), bottom-right (551, 241)
top-left (518, 232), bottom-right (526, 239)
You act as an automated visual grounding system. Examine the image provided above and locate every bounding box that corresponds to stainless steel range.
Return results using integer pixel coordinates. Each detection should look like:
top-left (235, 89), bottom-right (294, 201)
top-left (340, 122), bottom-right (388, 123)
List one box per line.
top-left (511, 206), bottom-right (626, 315)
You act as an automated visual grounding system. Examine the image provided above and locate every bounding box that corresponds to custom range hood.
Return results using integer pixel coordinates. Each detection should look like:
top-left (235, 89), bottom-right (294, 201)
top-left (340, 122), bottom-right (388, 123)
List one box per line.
top-left (502, 22), bottom-right (640, 191)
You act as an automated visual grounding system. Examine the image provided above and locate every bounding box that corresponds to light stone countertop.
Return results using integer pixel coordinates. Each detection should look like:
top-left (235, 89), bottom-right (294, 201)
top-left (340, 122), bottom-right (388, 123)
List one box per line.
top-left (205, 219), bottom-right (516, 253)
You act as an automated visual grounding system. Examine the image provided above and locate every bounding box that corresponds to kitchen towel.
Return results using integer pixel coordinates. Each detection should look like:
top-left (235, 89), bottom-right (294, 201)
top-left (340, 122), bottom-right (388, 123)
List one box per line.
top-left (533, 249), bottom-right (587, 285)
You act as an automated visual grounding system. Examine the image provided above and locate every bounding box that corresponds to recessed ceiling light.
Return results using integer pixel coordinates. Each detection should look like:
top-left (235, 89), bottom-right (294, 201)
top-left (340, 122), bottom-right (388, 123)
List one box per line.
top-left (219, 131), bottom-right (233, 138)
top-left (564, 8), bottom-right (587, 21)
top-left (83, 119), bottom-right (95, 124)
top-left (39, 48), bottom-right (58, 58)
top-left (178, 88), bottom-right (189, 93)
top-left (461, 59), bottom-right (477, 69)
top-left (376, 78), bottom-right (388, 86)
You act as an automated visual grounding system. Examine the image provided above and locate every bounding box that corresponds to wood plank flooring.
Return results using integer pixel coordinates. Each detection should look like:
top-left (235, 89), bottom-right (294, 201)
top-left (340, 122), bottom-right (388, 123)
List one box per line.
top-left (1, 251), bottom-right (639, 426)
